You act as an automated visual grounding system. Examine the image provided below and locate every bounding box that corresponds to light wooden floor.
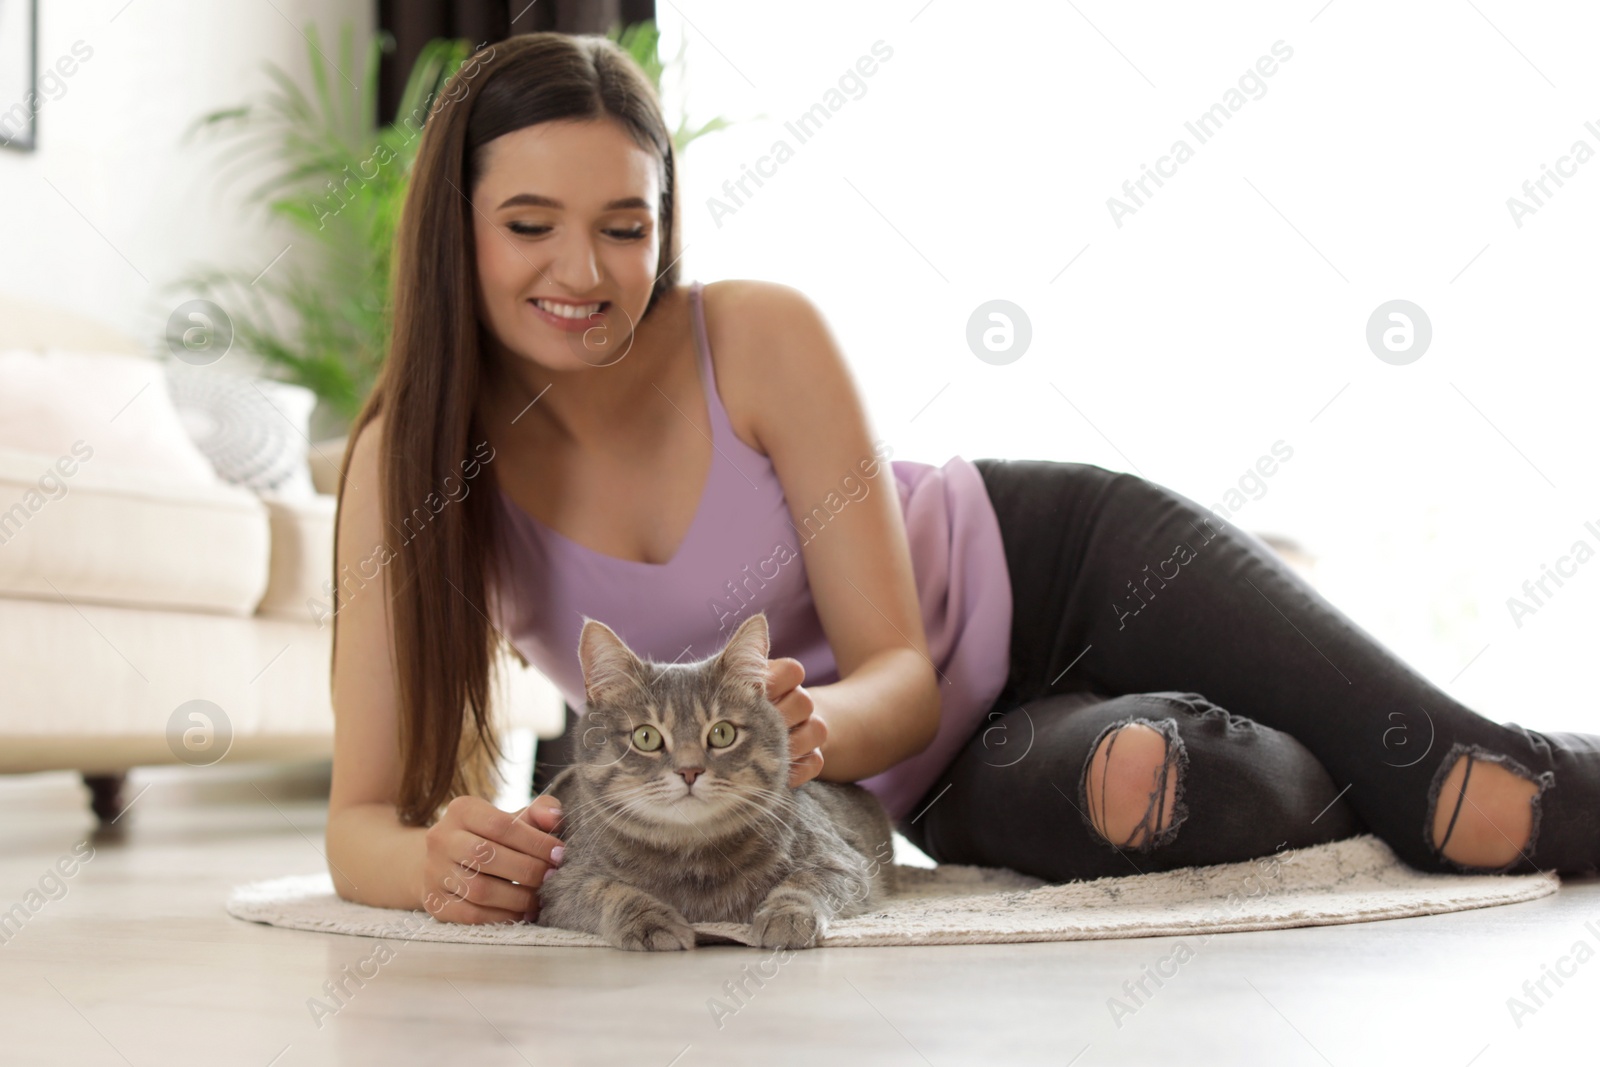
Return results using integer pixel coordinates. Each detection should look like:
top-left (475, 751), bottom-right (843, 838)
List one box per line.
top-left (1, 762), bottom-right (1595, 1066)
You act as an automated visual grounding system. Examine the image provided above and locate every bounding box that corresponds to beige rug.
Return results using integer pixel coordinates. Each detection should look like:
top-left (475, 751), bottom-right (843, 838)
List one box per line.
top-left (226, 834), bottom-right (1557, 948)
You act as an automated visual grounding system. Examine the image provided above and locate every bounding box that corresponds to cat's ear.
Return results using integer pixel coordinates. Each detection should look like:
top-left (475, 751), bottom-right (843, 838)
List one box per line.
top-left (578, 618), bottom-right (646, 703)
top-left (716, 612), bottom-right (771, 696)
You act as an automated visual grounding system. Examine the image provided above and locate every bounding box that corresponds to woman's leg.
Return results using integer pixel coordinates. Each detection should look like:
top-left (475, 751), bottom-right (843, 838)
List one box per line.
top-left (933, 458), bottom-right (1600, 876)
top-left (901, 688), bottom-right (1364, 883)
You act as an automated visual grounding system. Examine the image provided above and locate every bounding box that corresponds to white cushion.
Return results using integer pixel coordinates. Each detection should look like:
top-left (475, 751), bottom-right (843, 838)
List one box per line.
top-left (165, 363), bottom-right (320, 499)
top-left (0, 348), bottom-right (219, 485)
top-left (0, 446), bottom-right (269, 615)
top-left (257, 494), bottom-right (336, 619)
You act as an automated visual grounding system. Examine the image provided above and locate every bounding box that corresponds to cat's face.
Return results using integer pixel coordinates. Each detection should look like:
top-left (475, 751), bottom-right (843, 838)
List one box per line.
top-left (572, 613), bottom-right (790, 841)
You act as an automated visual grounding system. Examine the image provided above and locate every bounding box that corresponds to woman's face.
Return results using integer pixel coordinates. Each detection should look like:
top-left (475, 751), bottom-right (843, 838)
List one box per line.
top-left (471, 117), bottom-right (662, 370)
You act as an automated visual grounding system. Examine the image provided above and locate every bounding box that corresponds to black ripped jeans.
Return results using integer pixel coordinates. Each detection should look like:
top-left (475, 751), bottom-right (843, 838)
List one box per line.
top-left (896, 459), bottom-right (1600, 880)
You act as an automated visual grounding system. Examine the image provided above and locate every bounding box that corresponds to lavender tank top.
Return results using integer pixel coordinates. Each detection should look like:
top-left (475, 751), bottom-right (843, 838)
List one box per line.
top-left (489, 280), bottom-right (1014, 821)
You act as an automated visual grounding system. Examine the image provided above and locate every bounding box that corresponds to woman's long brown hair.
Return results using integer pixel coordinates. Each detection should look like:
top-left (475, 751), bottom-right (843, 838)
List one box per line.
top-left (330, 32), bottom-right (683, 827)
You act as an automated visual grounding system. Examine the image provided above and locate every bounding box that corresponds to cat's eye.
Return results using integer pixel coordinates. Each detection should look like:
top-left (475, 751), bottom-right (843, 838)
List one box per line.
top-left (631, 724), bottom-right (664, 752)
top-left (707, 721), bottom-right (737, 749)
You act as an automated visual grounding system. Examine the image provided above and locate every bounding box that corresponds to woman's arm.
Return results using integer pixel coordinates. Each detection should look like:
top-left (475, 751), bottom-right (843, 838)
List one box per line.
top-left (707, 281), bottom-right (943, 783)
top-left (326, 416), bottom-right (564, 921)
top-left (807, 646), bottom-right (942, 782)
top-left (325, 414), bottom-right (428, 906)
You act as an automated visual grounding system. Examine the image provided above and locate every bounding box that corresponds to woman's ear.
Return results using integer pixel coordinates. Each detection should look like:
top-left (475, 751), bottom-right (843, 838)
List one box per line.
top-left (715, 612), bottom-right (771, 695)
top-left (577, 618), bottom-right (645, 704)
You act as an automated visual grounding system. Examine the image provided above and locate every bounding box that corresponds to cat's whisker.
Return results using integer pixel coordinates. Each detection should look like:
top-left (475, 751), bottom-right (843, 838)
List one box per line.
top-left (740, 784), bottom-right (799, 801)
top-left (716, 791), bottom-right (796, 837)
top-left (735, 798), bottom-right (810, 836)
top-left (588, 785), bottom-right (660, 836)
top-left (566, 782), bottom-right (650, 818)
top-left (738, 786), bottom-right (803, 817)
top-left (557, 783), bottom-right (657, 841)
top-left (717, 806), bottom-right (786, 842)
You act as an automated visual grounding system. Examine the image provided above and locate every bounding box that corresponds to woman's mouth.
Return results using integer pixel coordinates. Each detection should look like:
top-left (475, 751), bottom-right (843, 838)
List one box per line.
top-left (529, 298), bottom-right (609, 332)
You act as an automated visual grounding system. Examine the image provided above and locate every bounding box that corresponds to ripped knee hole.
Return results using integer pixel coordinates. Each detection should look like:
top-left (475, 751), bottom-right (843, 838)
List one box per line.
top-left (1083, 720), bottom-right (1186, 851)
top-left (1428, 745), bottom-right (1549, 872)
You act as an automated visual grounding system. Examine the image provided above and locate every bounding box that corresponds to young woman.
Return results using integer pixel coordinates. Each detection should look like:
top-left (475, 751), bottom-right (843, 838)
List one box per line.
top-left (327, 33), bottom-right (1600, 925)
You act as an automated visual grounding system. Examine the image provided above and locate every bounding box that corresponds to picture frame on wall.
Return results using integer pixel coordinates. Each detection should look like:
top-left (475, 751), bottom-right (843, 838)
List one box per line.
top-left (1, 0), bottom-right (39, 152)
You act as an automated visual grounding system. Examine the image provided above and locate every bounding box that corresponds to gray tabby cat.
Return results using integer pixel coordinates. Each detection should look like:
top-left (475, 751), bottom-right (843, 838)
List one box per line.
top-left (538, 611), bottom-right (896, 951)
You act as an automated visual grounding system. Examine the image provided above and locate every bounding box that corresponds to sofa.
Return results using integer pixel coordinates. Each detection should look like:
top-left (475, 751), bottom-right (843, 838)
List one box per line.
top-left (0, 294), bottom-right (565, 820)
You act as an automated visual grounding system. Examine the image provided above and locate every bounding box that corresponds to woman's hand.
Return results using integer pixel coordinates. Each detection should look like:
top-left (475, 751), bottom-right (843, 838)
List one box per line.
top-left (766, 657), bottom-right (828, 787)
top-left (419, 793), bottom-right (565, 924)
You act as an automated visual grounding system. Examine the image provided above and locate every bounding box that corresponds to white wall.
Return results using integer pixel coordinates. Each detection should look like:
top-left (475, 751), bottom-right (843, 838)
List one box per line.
top-left (0, 0), bottom-right (373, 362)
top-left (663, 0), bottom-right (1600, 732)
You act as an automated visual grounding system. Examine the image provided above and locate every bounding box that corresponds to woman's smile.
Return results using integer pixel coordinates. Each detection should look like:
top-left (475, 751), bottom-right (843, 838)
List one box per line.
top-left (528, 297), bottom-right (610, 332)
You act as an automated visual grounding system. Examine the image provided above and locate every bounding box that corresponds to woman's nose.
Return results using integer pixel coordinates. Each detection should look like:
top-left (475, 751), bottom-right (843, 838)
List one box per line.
top-left (546, 231), bottom-right (601, 292)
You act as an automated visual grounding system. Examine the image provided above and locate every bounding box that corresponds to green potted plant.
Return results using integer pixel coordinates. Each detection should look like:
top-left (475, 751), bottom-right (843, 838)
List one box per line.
top-left (173, 23), bottom-right (467, 444)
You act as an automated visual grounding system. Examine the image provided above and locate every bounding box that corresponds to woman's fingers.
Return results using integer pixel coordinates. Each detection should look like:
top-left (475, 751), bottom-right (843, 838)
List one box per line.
top-left (424, 884), bottom-right (530, 926)
top-left (770, 664), bottom-right (825, 788)
top-left (437, 860), bottom-right (540, 913)
top-left (765, 657), bottom-right (806, 709)
top-left (788, 712), bottom-right (827, 788)
top-left (772, 687), bottom-right (813, 731)
top-left (447, 829), bottom-right (554, 888)
top-left (518, 792), bottom-right (565, 835)
top-left (788, 713), bottom-right (827, 757)
top-left (421, 795), bottom-right (564, 925)
top-left (788, 749), bottom-right (824, 787)
top-left (429, 829), bottom-right (543, 916)
top-left (454, 795), bottom-right (564, 865)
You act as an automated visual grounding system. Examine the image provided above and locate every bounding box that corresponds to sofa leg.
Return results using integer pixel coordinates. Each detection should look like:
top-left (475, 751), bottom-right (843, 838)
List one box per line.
top-left (82, 772), bottom-right (129, 825)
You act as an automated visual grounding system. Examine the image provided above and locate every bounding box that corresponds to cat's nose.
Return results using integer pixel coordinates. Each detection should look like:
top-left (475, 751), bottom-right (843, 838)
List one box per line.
top-left (677, 767), bottom-right (705, 787)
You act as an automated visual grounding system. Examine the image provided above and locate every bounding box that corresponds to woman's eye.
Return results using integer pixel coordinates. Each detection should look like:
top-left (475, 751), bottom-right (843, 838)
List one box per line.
top-left (506, 223), bottom-right (645, 239)
top-left (708, 721), bottom-right (737, 749)
top-left (631, 724), bottom-right (663, 752)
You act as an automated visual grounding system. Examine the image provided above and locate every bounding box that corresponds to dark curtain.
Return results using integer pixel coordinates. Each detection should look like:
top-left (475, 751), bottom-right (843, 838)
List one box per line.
top-left (377, 0), bottom-right (657, 125)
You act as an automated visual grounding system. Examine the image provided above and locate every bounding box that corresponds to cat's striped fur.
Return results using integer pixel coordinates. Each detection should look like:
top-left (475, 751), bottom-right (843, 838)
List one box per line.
top-left (537, 612), bottom-right (895, 950)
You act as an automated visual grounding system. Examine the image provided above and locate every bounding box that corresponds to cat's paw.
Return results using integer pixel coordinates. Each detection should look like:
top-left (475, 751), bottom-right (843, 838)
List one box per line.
top-left (606, 901), bottom-right (697, 952)
top-left (750, 899), bottom-right (824, 950)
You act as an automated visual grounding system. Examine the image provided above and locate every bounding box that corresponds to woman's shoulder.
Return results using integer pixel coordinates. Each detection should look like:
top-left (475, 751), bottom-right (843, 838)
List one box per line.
top-left (344, 412), bottom-right (386, 490)
top-left (696, 278), bottom-right (838, 385)
top-left (692, 280), bottom-right (857, 458)
top-left (697, 278), bottom-right (829, 341)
